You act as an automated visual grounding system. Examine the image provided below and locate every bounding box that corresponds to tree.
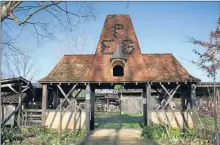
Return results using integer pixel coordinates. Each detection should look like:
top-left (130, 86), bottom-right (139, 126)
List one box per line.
top-left (1, 1), bottom-right (95, 53)
top-left (190, 16), bottom-right (220, 144)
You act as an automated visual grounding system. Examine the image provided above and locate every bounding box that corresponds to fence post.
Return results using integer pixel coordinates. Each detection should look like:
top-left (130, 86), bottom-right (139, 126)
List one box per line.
top-left (58, 99), bottom-right (63, 144)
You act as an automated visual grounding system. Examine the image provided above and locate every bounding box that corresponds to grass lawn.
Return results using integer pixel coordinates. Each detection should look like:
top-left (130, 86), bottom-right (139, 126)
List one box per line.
top-left (95, 112), bottom-right (144, 129)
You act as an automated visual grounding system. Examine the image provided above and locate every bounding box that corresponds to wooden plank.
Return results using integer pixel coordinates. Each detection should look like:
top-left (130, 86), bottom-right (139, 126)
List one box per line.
top-left (23, 109), bottom-right (42, 112)
top-left (26, 114), bottom-right (42, 117)
top-left (42, 84), bottom-right (48, 126)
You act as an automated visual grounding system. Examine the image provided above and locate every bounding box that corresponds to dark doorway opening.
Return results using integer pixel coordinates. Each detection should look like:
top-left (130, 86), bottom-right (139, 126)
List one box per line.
top-left (113, 65), bottom-right (124, 76)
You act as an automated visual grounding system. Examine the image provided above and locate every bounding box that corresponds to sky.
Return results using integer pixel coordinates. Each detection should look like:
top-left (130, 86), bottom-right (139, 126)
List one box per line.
top-left (2, 2), bottom-right (220, 82)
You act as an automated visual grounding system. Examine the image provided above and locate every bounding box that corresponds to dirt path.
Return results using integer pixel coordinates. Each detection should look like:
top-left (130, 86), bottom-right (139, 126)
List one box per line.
top-left (83, 129), bottom-right (158, 145)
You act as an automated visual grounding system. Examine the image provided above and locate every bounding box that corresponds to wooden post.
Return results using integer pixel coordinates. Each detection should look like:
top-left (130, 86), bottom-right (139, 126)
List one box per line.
top-left (85, 84), bottom-right (91, 132)
top-left (143, 84), bottom-right (151, 126)
top-left (143, 86), bottom-right (147, 126)
top-left (17, 96), bottom-right (22, 127)
top-left (58, 99), bottom-right (63, 144)
top-left (42, 84), bottom-right (48, 126)
top-left (147, 84), bottom-right (151, 125)
top-left (181, 85), bottom-right (187, 111)
top-left (190, 84), bottom-right (197, 129)
top-left (73, 99), bottom-right (77, 132)
top-left (90, 88), bottom-right (95, 130)
top-left (52, 89), bottom-right (58, 109)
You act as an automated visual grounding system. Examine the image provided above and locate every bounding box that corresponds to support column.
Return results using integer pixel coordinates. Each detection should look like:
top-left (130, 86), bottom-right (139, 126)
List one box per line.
top-left (52, 89), bottom-right (58, 109)
top-left (85, 84), bottom-right (91, 131)
top-left (181, 85), bottom-right (187, 111)
top-left (42, 84), bottom-right (48, 126)
top-left (90, 88), bottom-right (95, 130)
top-left (143, 84), bottom-right (151, 126)
top-left (190, 84), bottom-right (197, 129)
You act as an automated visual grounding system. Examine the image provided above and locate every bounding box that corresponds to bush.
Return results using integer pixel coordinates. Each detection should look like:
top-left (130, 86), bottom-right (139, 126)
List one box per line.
top-left (141, 123), bottom-right (198, 141)
top-left (141, 123), bottom-right (167, 140)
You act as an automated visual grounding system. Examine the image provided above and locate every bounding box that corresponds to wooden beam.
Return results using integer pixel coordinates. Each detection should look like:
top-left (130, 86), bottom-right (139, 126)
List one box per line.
top-left (8, 85), bottom-right (18, 93)
top-left (156, 89), bottom-right (174, 110)
top-left (21, 86), bottom-right (29, 93)
top-left (161, 84), bottom-right (180, 110)
top-left (2, 104), bottom-right (21, 126)
top-left (42, 84), bottom-right (48, 126)
top-left (1, 83), bottom-right (16, 88)
top-left (57, 85), bottom-right (77, 109)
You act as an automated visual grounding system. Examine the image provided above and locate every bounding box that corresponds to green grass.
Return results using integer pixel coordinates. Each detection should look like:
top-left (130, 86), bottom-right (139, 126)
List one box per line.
top-left (95, 112), bottom-right (144, 129)
top-left (2, 126), bottom-right (88, 145)
top-left (197, 116), bottom-right (220, 132)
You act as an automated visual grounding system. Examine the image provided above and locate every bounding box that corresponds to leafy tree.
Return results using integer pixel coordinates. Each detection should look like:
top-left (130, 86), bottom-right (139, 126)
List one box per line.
top-left (190, 15), bottom-right (220, 144)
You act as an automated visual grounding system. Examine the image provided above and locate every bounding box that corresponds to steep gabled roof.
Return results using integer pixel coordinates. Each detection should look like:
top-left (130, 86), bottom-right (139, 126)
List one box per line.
top-left (38, 15), bottom-right (199, 83)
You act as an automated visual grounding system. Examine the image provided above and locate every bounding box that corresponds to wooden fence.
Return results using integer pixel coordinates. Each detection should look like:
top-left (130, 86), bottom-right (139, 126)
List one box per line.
top-left (22, 109), bottom-right (42, 126)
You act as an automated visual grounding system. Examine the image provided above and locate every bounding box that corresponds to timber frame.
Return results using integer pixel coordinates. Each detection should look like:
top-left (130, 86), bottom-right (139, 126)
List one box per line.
top-left (41, 81), bottom-right (197, 131)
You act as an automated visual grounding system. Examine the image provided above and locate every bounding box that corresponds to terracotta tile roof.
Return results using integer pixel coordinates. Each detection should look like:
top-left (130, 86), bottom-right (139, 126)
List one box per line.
top-left (38, 15), bottom-right (199, 83)
top-left (39, 55), bottom-right (94, 82)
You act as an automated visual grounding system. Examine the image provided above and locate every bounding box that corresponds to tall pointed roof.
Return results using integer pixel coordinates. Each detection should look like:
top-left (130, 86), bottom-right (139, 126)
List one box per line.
top-left (38, 15), bottom-right (200, 83)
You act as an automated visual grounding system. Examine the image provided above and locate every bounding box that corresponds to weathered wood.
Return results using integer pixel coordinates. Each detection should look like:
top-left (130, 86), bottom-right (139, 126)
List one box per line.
top-left (147, 84), bottom-right (151, 125)
top-left (143, 87), bottom-right (147, 126)
top-left (57, 85), bottom-right (77, 109)
top-left (58, 99), bottom-right (63, 144)
top-left (73, 100), bottom-right (77, 132)
top-left (85, 84), bottom-right (91, 131)
top-left (52, 90), bottom-right (58, 109)
top-left (23, 109), bottom-right (42, 112)
top-left (17, 96), bottom-right (22, 127)
top-left (2, 105), bottom-right (21, 126)
top-left (42, 84), bottom-right (48, 126)
top-left (90, 88), bottom-right (95, 130)
top-left (156, 89), bottom-right (174, 110)
top-left (181, 85), bottom-right (187, 110)
top-left (161, 84), bottom-right (180, 110)
top-left (8, 85), bottom-right (18, 93)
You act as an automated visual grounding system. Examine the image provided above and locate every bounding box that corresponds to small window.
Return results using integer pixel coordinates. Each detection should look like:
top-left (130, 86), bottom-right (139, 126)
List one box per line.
top-left (113, 65), bottom-right (124, 76)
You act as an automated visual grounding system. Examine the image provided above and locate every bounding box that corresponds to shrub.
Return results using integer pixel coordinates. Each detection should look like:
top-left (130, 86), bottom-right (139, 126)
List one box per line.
top-left (141, 123), bottom-right (167, 140)
top-left (141, 123), bottom-right (198, 141)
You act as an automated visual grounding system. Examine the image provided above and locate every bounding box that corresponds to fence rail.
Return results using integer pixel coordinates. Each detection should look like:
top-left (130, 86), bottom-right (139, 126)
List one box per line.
top-left (22, 109), bottom-right (42, 126)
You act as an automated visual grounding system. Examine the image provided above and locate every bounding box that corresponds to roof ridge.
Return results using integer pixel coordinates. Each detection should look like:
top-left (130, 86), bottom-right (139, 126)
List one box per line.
top-left (64, 54), bottom-right (94, 56)
top-left (142, 53), bottom-right (173, 55)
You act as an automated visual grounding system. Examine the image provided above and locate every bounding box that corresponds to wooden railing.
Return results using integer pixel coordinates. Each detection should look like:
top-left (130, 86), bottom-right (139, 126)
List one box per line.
top-left (22, 109), bottom-right (42, 126)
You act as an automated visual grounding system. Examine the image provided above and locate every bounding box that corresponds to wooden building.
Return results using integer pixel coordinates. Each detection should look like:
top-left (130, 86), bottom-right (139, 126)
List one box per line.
top-left (1, 77), bottom-right (36, 127)
top-left (38, 15), bottom-right (200, 131)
